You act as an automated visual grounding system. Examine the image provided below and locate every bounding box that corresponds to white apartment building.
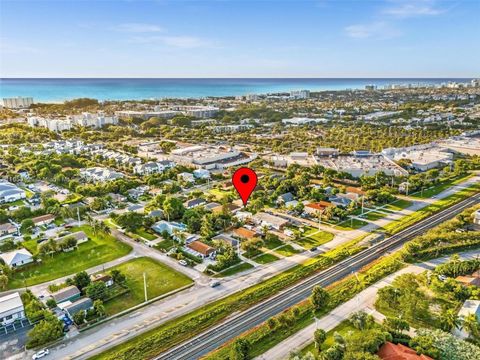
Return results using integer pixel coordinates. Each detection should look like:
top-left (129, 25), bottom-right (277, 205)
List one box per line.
top-left (28, 113), bottom-right (118, 132)
top-left (1, 97), bottom-right (34, 109)
top-left (211, 124), bottom-right (253, 133)
top-left (0, 180), bottom-right (26, 203)
top-left (80, 167), bottom-right (124, 182)
top-left (133, 160), bottom-right (175, 175)
top-left (170, 105), bottom-right (219, 118)
top-left (282, 117), bottom-right (328, 125)
top-left (290, 90), bottom-right (310, 99)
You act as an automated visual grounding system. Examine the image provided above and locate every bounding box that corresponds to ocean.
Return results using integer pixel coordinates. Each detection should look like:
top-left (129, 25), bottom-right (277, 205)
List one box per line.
top-left (0, 78), bottom-right (471, 103)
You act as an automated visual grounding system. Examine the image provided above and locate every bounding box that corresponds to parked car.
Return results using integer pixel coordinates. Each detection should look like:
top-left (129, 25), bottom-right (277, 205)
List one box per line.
top-left (32, 349), bottom-right (49, 359)
top-left (179, 260), bottom-right (188, 266)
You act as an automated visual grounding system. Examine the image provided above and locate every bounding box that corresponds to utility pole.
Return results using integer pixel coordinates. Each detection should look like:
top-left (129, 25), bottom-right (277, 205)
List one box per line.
top-left (77, 207), bottom-right (81, 226)
top-left (406, 182), bottom-right (409, 196)
top-left (361, 196), bottom-right (364, 215)
top-left (143, 272), bottom-right (148, 302)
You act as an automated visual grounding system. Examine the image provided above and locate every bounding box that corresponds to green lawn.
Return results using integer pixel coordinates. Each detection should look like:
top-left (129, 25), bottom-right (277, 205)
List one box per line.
top-left (410, 173), bottom-right (473, 199)
top-left (103, 257), bottom-right (193, 315)
top-left (154, 238), bottom-right (176, 252)
top-left (208, 188), bottom-right (231, 201)
top-left (383, 199), bottom-right (412, 212)
top-left (275, 244), bottom-right (301, 257)
top-left (216, 262), bottom-right (255, 277)
top-left (333, 218), bottom-right (368, 231)
top-left (263, 236), bottom-right (284, 250)
top-left (253, 253), bottom-right (280, 264)
top-left (8, 225), bottom-right (132, 289)
top-left (293, 228), bottom-right (334, 248)
top-left (361, 211), bottom-right (388, 221)
top-left (133, 227), bottom-right (158, 241)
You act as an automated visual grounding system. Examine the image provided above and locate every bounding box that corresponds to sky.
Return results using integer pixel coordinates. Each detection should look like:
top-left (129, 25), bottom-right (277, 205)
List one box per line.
top-left (0, 0), bottom-right (479, 78)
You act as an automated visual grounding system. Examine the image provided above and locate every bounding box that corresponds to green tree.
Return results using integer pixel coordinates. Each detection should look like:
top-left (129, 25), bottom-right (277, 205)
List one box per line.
top-left (73, 311), bottom-right (85, 325)
top-left (229, 338), bottom-right (250, 360)
top-left (86, 281), bottom-right (109, 301)
top-left (73, 271), bottom-right (91, 292)
top-left (314, 328), bottom-right (327, 349)
top-left (311, 285), bottom-right (330, 311)
top-left (26, 312), bottom-right (63, 348)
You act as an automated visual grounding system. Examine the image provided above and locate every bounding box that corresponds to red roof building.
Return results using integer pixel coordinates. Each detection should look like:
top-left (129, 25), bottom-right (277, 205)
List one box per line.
top-left (377, 342), bottom-right (433, 360)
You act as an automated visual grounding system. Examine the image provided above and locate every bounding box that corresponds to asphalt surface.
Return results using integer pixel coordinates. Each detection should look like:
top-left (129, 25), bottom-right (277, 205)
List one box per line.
top-left (154, 192), bottom-right (480, 360)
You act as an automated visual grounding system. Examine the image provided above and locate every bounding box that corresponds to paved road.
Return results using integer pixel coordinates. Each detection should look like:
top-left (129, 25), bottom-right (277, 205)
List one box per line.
top-left (256, 249), bottom-right (480, 359)
top-left (153, 192), bottom-right (480, 360)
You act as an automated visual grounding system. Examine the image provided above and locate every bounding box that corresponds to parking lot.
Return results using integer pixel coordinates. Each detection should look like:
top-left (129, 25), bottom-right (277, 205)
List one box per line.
top-left (0, 320), bottom-right (33, 359)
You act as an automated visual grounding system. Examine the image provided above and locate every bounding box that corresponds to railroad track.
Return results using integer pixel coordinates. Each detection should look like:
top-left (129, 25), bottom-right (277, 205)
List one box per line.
top-left (154, 193), bottom-right (480, 360)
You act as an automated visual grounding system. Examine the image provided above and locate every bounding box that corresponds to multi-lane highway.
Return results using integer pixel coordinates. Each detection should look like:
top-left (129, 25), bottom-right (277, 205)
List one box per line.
top-left (155, 192), bottom-right (480, 360)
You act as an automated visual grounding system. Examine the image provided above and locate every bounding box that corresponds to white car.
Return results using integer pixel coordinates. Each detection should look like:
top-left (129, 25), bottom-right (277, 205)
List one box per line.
top-left (32, 349), bottom-right (49, 359)
top-left (178, 260), bottom-right (188, 266)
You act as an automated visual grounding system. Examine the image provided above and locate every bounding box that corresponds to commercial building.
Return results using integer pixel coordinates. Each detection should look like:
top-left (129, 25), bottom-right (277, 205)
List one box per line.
top-left (1, 97), bottom-right (34, 109)
top-left (282, 117), bottom-right (328, 125)
top-left (171, 145), bottom-right (256, 170)
top-left (0, 292), bottom-right (26, 326)
top-left (315, 155), bottom-right (408, 178)
top-left (116, 110), bottom-right (180, 120)
top-left (383, 145), bottom-right (453, 171)
top-left (0, 180), bottom-right (26, 203)
top-left (170, 105), bottom-right (219, 118)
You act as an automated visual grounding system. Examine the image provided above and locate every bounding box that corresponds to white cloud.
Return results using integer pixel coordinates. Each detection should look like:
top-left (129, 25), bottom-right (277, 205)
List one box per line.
top-left (114, 23), bottom-right (164, 33)
top-left (345, 21), bottom-right (401, 39)
top-left (383, 0), bottom-right (444, 18)
top-left (128, 35), bottom-right (213, 49)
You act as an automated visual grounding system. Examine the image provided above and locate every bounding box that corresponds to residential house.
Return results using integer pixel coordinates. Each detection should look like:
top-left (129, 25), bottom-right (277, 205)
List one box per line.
top-left (252, 212), bottom-right (289, 230)
top-left (304, 201), bottom-right (334, 216)
top-left (0, 222), bottom-right (18, 239)
top-left (276, 192), bottom-right (294, 205)
top-left (212, 233), bottom-right (239, 248)
top-left (184, 198), bottom-right (207, 209)
top-left (377, 342), bottom-right (433, 360)
top-left (0, 292), bottom-right (26, 326)
top-left (151, 221), bottom-right (187, 236)
top-left (0, 180), bottom-right (26, 203)
top-left (234, 211), bottom-right (253, 222)
top-left (473, 209), bottom-right (480, 226)
top-left (80, 167), bottom-right (124, 182)
top-left (186, 240), bottom-right (216, 259)
top-left (51, 285), bottom-right (81, 304)
top-left (56, 231), bottom-right (89, 245)
top-left (193, 169), bottom-right (211, 179)
top-left (205, 202), bottom-right (221, 211)
top-left (63, 297), bottom-right (93, 319)
top-left (329, 195), bottom-right (352, 208)
top-left (0, 248), bottom-right (33, 268)
top-left (232, 227), bottom-right (257, 240)
top-left (90, 273), bottom-right (114, 287)
top-left (453, 300), bottom-right (480, 339)
top-left (148, 209), bottom-right (164, 219)
top-left (31, 214), bottom-right (55, 227)
top-left (455, 275), bottom-right (480, 287)
top-left (133, 160), bottom-right (175, 175)
top-left (178, 172), bottom-right (195, 183)
top-left (212, 203), bottom-right (241, 214)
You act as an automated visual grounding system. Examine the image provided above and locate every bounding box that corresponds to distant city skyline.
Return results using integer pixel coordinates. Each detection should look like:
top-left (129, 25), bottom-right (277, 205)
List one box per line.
top-left (0, 0), bottom-right (479, 78)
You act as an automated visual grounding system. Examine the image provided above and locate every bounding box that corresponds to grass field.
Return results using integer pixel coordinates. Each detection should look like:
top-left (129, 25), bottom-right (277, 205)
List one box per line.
top-left (133, 227), bottom-right (157, 241)
top-left (293, 227), bottom-right (334, 248)
top-left (410, 173), bottom-right (474, 199)
top-left (217, 262), bottom-right (255, 277)
top-left (154, 238), bottom-right (176, 252)
top-left (208, 188), bottom-right (231, 201)
top-left (332, 217), bottom-right (368, 231)
top-left (9, 225), bottom-right (132, 289)
top-left (253, 252), bottom-right (280, 264)
top-left (263, 236), bottom-right (284, 250)
top-left (275, 244), bottom-right (300, 257)
top-left (103, 257), bottom-right (193, 315)
top-left (383, 199), bottom-right (412, 212)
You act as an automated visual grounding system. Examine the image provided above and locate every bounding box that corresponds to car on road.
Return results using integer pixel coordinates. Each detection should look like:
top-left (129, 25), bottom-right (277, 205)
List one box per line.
top-left (179, 260), bottom-right (188, 266)
top-left (32, 349), bottom-right (49, 359)
top-left (210, 281), bottom-right (221, 288)
top-left (309, 247), bottom-right (318, 252)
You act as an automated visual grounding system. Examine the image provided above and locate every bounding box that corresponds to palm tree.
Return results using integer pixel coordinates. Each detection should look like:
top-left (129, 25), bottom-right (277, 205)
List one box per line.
top-left (439, 309), bottom-right (462, 331)
top-left (462, 313), bottom-right (480, 340)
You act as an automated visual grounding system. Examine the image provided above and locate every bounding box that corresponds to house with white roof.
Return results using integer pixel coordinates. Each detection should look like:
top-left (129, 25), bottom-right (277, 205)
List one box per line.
top-left (0, 248), bottom-right (33, 268)
top-left (0, 292), bottom-right (25, 326)
top-left (0, 180), bottom-right (26, 204)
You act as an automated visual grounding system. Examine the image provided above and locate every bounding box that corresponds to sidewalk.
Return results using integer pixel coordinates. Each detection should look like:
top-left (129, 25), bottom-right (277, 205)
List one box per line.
top-left (255, 249), bottom-right (480, 360)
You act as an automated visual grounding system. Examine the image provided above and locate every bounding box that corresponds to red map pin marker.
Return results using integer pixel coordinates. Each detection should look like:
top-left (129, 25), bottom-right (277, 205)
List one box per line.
top-left (232, 167), bottom-right (258, 206)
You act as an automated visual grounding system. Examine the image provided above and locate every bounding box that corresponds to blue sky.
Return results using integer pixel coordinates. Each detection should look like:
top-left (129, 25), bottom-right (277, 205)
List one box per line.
top-left (0, 0), bottom-right (479, 77)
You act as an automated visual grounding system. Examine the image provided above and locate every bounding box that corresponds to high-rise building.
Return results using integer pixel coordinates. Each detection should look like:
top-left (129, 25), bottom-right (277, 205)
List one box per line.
top-left (1, 97), bottom-right (34, 109)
